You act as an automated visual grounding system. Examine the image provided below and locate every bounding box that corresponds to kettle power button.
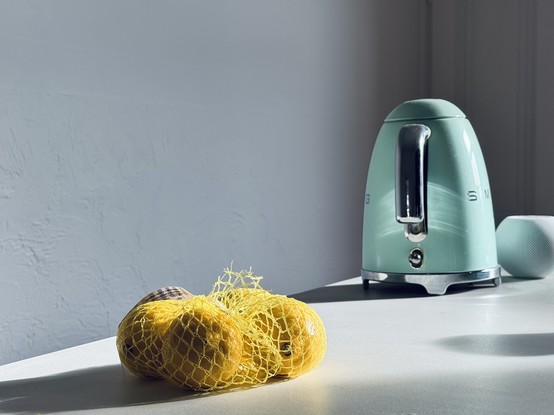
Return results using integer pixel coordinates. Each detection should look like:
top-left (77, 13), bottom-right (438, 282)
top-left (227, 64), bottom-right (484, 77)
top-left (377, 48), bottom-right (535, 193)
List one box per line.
top-left (409, 248), bottom-right (424, 269)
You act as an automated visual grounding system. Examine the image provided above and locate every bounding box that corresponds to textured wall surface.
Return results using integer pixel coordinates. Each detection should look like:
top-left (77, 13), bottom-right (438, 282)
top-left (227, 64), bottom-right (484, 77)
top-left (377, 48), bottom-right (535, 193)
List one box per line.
top-left (0, 0), bottom-right (426, 364)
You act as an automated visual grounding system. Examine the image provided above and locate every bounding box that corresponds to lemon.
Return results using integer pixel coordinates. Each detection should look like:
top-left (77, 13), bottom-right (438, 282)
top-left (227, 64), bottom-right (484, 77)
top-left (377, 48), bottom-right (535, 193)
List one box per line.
top-left (216, 288), bottom-right (326, 378)
top-left (161, 296), bottom-right (244, 390)
top-left (233, 322), bottom-right (283, 384)
top-left (212, 288), bottom-right (282, 382)
top-left (253, 295), bottom-right (326, 378)
top-left (116, 300), bottom-right (183, 378)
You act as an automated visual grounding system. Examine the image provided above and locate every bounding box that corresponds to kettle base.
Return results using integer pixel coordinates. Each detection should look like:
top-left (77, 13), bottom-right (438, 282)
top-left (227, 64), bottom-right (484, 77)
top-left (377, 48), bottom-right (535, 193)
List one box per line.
top-left (361, 266), bottom-right (501, 295)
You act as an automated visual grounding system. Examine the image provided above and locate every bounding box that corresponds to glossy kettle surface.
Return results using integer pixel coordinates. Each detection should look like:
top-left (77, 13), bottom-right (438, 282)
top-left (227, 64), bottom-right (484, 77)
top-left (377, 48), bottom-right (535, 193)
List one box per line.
top-left (361, 99), bottom-right (500, 294)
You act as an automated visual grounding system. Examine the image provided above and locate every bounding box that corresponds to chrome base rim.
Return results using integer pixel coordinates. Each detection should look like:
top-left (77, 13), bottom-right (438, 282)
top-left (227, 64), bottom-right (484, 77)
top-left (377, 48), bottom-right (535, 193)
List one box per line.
top-left (361, 266), bottom-right (501, 295)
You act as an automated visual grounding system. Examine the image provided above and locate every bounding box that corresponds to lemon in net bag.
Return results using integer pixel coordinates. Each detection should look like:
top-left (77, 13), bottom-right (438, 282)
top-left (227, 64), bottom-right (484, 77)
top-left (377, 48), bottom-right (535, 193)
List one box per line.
top-left (116, 268), bottom-right (327, 391)
top-left (116, 300), bottom-right (182, 379)
top-left (209, 268), bottom-right (327, 379)
top-left (161, 296), bottom-right (244, 390)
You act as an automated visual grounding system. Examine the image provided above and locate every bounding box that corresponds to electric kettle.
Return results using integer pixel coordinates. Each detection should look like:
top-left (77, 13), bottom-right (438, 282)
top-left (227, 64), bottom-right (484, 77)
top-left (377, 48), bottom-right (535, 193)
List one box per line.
top-left (361, 98), bottom-right (500, 294)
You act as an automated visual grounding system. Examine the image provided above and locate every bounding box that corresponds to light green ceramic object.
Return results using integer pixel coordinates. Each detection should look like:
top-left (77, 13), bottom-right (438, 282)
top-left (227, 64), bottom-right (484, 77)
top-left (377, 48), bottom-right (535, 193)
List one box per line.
top-left (361, 99), bottom-right (500, 294)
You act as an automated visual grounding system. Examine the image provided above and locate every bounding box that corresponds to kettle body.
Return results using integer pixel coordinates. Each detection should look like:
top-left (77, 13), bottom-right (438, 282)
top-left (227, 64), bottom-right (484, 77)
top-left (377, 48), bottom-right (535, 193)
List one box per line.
top-left (362, 99), bottom-right (500, 294)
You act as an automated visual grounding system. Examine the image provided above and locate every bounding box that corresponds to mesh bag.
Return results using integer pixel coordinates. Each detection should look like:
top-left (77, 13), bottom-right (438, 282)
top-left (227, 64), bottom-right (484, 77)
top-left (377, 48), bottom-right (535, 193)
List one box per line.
top-left (209, 269), bottom-right (327, 379)
top-left (116, 268), bottom-right (327, 391)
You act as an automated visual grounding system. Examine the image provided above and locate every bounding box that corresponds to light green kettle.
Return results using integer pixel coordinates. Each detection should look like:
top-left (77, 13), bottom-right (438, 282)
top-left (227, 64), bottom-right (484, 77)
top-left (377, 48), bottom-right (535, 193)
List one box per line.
top-left (362, 99), bottom-right (500, 294)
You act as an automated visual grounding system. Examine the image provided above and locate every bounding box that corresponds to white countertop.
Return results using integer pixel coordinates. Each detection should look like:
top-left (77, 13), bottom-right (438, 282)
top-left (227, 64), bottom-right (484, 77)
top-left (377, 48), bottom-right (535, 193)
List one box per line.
top-left (1, 276), bottom-right (554, 414)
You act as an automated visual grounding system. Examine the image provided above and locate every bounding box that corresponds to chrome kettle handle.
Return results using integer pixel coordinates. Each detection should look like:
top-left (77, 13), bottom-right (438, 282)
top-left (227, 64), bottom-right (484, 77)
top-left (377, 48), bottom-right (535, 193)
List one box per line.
top-left (395, 124), bottom-right (430, 242)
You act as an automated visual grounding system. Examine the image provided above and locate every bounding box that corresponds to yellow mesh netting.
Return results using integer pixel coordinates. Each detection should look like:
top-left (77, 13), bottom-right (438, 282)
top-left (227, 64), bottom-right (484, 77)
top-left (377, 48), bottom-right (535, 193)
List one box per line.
top-left (116, 267), bottom-right (327, 391)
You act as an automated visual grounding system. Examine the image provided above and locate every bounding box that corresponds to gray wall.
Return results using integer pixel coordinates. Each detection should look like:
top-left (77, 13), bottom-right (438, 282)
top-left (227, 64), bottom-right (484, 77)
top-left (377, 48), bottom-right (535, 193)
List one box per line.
top-left (0, 1), bottom-right (427, 364)
top-left (430, 0), bottom-right (552, 223)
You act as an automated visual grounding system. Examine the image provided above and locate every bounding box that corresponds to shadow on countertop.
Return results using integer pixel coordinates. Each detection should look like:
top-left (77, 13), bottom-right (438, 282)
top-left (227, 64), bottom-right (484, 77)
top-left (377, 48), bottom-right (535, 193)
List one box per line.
top-left (0, 363), bottom-right (280, 414)
top-left (438, 332), bottom-right (554, 357)
top-left (290, 276), bottom-right (534, 303)
top-left (0, 359), bottom-right (291, 414)
top-left (0, 365), bottom-right (192, 413)
top-left (290, 280), bottom-right (477, 303)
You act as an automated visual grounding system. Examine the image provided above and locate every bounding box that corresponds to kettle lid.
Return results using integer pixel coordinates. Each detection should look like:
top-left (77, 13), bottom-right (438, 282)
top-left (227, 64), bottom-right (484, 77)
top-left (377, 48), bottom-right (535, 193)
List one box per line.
top-left (385, 98), bottom-right (466, 122)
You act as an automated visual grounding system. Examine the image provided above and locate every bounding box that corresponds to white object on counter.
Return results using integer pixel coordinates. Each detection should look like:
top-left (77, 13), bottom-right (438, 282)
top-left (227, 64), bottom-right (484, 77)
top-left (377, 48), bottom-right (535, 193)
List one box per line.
top-left (496, 215), bottom-right (554, 278)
